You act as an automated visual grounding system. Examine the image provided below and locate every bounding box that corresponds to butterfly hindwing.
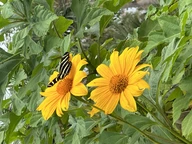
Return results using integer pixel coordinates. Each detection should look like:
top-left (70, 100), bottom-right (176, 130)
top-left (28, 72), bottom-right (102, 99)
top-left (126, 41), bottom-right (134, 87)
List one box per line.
top-left (47, 52), bottom-right (72, 87)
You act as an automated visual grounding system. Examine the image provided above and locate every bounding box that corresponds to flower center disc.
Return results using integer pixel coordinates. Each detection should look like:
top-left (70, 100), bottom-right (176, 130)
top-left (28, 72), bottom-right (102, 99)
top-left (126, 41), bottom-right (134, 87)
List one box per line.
top-left (109, 74), bottom-right (128, 94)
top-left (57, 78), bottom-right (72, 95)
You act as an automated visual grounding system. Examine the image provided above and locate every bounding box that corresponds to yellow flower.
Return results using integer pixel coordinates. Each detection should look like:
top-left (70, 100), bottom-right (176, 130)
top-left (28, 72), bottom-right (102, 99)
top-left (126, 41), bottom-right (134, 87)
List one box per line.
top-left (37, 54), bottom-right (88, 120)
top-left (87, 47), bottom-right (150, 117)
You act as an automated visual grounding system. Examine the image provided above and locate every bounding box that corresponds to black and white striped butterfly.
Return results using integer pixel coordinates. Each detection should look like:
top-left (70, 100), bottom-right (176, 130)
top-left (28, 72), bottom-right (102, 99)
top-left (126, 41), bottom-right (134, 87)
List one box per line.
top-left (47, 52), bottom-right (72, 87)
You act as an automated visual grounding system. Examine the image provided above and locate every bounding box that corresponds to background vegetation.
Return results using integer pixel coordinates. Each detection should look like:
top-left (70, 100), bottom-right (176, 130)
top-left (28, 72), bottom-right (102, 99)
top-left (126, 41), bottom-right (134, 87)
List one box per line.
top-left (0, 0), bottom-right (192, 143)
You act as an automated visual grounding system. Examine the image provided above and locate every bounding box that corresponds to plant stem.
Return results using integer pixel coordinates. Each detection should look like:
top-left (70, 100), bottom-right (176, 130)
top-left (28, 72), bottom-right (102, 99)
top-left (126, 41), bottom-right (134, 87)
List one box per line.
top-left (77, 38), bottom-right (96, 70)
top-left (53, 21), bottom-right (62, 38)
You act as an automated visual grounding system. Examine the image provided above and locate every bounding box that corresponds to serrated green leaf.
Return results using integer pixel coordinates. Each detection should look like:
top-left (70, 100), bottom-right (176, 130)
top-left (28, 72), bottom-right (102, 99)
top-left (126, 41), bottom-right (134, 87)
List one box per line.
top-left (32, 5), bottom-right (58, 37)
top-left (13, 68), bottom-right (27, 85)
top-left (179, 76), bottom-right (192, 95)
top-left (54, 16), bottom-right (73, 36)
top-left (25, 36), bottom-right (43, 55)
top-left (100, 131), bottom-right (128, 144)
top-left (172, 95), bottom-right (191, 124)
top-left (182, 111), bottom-right (192, 141)
top-left (158, 15), bottom-right (180, 37)
top-left (138, 19), bottom-right (160, 41)
top-left (12, 26), bottom-right (31, 52)
top-left (0, 51), bottom-right (22, 91)
top-left (165, 87), bottom-right (183, 102)
top-left (85, 8), bottom-right (113, 26)
top-left (1, 2), bottom-right (14, 19)
top-left (18, 63), bottom-right (47, 99)
top-left (11, 93), bottom-right (25, 115)
top-left (28, 88), bottom-right (41, 111)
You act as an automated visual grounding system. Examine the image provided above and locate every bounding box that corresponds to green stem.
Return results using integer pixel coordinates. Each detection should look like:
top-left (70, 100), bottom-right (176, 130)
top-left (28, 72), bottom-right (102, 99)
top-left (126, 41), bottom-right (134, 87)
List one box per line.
top-left (97, 38), bottom-right (101, 63)
top-left (53, 21), bottom-right (62, 38)
top-left (0, 52), bottom-right (21, 64)
top-left (77, 38), bottom-right (96, 70)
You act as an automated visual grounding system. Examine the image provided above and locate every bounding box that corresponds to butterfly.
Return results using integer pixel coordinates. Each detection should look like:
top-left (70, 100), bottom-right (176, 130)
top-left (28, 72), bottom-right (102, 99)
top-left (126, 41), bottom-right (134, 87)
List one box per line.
top-left (47, 52), bottom-right (72, 87)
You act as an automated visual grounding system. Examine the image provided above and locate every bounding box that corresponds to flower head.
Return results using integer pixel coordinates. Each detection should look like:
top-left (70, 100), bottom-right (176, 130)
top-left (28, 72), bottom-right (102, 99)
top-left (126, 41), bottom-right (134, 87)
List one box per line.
top-left (37, 54), bottom-right (88, 120)
top-left (87, 47), bottom-right (150, 117)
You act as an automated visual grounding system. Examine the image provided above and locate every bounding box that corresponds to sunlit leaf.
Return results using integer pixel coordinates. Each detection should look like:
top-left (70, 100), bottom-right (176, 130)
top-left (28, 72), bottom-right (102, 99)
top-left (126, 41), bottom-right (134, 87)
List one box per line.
top-left (172, 94), bottom-right (191, 124)
top-left (182, 111), bottom-right (192, 141)
top-left (54, 16), bottom-right (73, 36)
top-left (32, 5), bottom-right (58, 37)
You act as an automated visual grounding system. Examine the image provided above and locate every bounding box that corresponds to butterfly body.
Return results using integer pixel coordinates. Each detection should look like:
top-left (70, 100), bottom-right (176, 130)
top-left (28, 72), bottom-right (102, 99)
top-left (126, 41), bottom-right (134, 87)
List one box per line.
top-left (47, 52), bottom-right (72, 87)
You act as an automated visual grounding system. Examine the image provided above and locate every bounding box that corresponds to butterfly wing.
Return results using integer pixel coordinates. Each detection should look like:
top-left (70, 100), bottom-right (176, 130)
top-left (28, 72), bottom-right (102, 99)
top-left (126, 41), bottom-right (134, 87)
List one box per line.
top-left (47, 52), bottom-right (72, 87)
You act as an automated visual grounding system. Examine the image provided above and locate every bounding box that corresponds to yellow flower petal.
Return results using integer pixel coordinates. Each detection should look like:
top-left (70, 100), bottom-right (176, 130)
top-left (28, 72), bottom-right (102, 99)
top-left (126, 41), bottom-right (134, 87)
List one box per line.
top-left (135, 79), bottom-right (150, 89)
top-left (71, 83), bottom-right (88, 96)
top-left (88, 107), bottom-right (100, 117)
top-left (124, 47), bottom-right (139, 75)
top-left (129, 71), bottom-right (149, 84)
top-left (134, 64), bottom-right (151, 73)
top-left (87, 78), bottom-right (109, 87)
top-left (105, 93), bottom-right (120, 114)
top-left (126, 85), bottom-right (144, 97)
top-left (73, 71), bottom-right (87, 86)
top-left (120, 89), bottom-right (137, 112)
top-left (110, 51), bottom-right (121, 74)
top-left (97, 64), bottom-right (113, 79)
top-left (61, 92), bottom-right (71, 111)
top-left (89, 86), bottom-right (110, 101)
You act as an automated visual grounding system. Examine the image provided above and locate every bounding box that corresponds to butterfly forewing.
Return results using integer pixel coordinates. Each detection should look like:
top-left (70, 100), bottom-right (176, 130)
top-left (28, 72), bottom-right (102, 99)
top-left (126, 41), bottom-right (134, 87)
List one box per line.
top-left (47, 52), bottom-right (72, 87)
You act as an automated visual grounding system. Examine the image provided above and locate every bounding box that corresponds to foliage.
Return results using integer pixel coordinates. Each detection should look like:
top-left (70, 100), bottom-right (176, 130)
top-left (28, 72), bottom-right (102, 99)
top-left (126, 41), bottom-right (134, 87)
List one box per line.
top-left (0, 0), bottom-right (192, 144)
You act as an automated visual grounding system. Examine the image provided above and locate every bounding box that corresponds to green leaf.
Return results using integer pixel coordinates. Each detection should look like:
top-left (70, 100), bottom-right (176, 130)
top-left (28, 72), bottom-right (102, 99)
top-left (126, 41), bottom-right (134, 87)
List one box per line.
top-left (44, 35), bottom-right (63, 52)
top-left (103, 0), bottom-right (132, 12)
top-left (71, 0), bottom-right (88, 29)
top-left (123, 114), bottom-right (156, 143)
top-left (61, 33), bottom-right (71, 54)
top-left (32, 5), bottom-right (58, 37)
top-left (0, 15), bottom-right (10, 29)
top-left (28, 88), bottom-right (41, 111)
top-left (12, 26), bottom-right (31, 52)
top-left (179, 76), bottom-right (192, 95)
top-left (0, 131), bottom-right (4, 144)
top-left (13, 68), bottom-right (27, 85)
top-left (46, 0), bottom-right (55, 10)
top-left (72, 0), bottom-right (113, 37)
top-left (158, 15), bottom-right (180, 37)
top-left (18, 63), bottom-right (47, 99)
top-left (1, 2), bottom-right (14, 19)
top-left (182, 111), bottom-right (192, 141)
top-left (85, 8), bottom-right (113, 26)
top-left (100, 15), bottom-right (113, 35)
top-left (138, 19), bottom-right (160, 41)
top-left (99, 131), bottom-right (128, 144)
top-left (25, 36), bottom-right (43, 55)
top-left (172, 94), bottom-right (191, 124)
top-left (0, 50), bottom-right (22, 92)
top-left (54, 16), bottom-right (73, 36)
top-left (5, 111), bottom-right (27, 143)
top-left (11, 93), bottom-right (25, 115)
